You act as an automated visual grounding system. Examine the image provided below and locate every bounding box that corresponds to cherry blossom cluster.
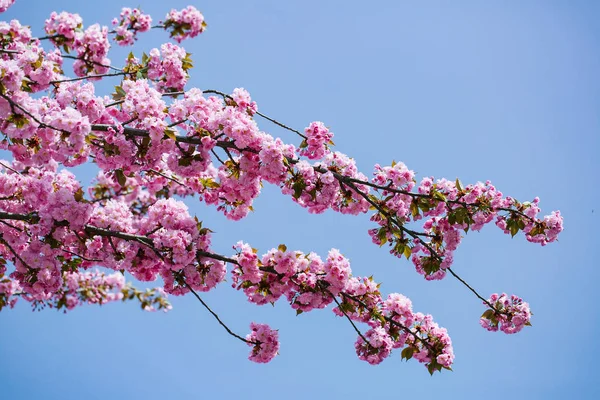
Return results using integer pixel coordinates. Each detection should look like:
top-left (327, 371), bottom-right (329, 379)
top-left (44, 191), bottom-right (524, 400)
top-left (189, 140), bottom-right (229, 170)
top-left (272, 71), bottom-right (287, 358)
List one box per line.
top-left (369, 175), bottom-right (563, 280)
top-left (0, 162), bottom-right (223, 305)
top-left (43, 11), bottom-right (83, 52)
top-left (0, 263), bottom-right (170, 313)
top-left (0, 263), bottom-right (20, 310)
top-left (231, 242), bottom-right (453, 370)
top-left (162, 6), bottom-right (206, 43)
top-left (0, 0), bottom-right (14, 13)
top-left (0, 27), bottom-right (562, 253)
top-left (0, 20), bottom-right (60, 93)
top-left (298, 121), bottom-right (333, 160)
top-left (246, 322), bottom-right (279, 363)
top-left (44, 12), bottom-right (111, 77)
top-left (230, 87), bottom-right (258, 116)
top-left (480, 293), bottom-right (532, 334)
top-left (121, 284), bottom-right (172, 312)
top-left (61, 270), bottom-right (126, 309)
top-left (112, 7), bottom-right (153, 46)
top-left (146, 43), bottom-right (192, 92)
top-left (0, 2), bottom-right (562, 370)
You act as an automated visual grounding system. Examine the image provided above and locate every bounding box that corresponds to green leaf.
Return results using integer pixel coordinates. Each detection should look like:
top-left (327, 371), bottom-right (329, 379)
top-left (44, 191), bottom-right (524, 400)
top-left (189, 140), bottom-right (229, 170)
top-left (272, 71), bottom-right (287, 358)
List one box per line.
top-left (115, 169), bottom-right (127, 187)
top-left (432, 190), bottom-right (446, 202)
top-left (403, 245), bottom-right (412, 260)
top-left (178, 156), bottom-right (193, 166)
top-left (292, 179), bottom-right (306, 199)
top-left (410, 201), bottom-right (419, 218)
top-left (448, 212), bottom-right (457, 225)
top-left (278, 244), bottom-right (287, 252)
top-left (401, 346), bottom-right (414, 361)
top-left (164, 128), bottom-right (177, 141)
top-left (84, 133), bottom-right (98, 145)
top-left (529, 226), bottom-right (542, 236)
top-left (455, 178), bottom-right (463, 192)
top-left (112, 85), bottom-right (126, 101)
top-left (481, 309), bottom-right (494, 319)
top-left (296, 309), bottom-right (303, 316)
top-left (427, 363), bottom-right (436, 375)
top-left (73, 188), bottom-right (85, 202)
top-left (377, 228), bottom-right (388, 246)
top-left (510, 221), bottom-right (519, 237)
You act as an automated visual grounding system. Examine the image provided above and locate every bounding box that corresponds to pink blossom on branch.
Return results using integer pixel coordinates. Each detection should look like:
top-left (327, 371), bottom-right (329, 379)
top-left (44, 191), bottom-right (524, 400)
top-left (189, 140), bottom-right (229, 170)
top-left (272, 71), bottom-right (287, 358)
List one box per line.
top-left (0, 0), bottom-right (14, 13)
top-left (112, 7), bottom-right (152, 46)
top-left (0, 1), bottom-right (563, 371)
top-left (162, 6), bottom-right (206, 43)
top-left (246, 322), bottom-right (279, 363)
top-left (480, 293), bottom-right (532, 334)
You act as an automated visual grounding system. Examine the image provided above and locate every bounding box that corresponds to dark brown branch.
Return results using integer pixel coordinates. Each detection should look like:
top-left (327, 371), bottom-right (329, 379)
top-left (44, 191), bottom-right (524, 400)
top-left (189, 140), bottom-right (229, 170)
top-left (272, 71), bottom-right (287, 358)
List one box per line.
top-left (202, 89), bottom-right (307, 139)
top-left (177, 274), bottom-right (258, 345)
top-left (318, 283), bottom-right (368, 344)
top-left (0, 162), bottom-right (21, 175)
top-left (147, 169), bottom-right (184, 186)
top-left (60, 248), bottom-right (102, 263)
top-left (447, 267), bottom-right (500, 312)
top-left (0, 235), bottom-right (31, 269)
top-left (60, 54), bottom-right (123, 72)
top-left (50, 72), bottom-right (128, 85)
top-left (338, 291), bottom-right (434, 352)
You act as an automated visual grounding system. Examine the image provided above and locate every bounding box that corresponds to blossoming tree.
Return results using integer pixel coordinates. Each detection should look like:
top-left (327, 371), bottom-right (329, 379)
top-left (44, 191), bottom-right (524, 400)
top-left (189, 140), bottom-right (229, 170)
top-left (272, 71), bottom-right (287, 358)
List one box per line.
top-left (0, 0), bottom-right (563, 373)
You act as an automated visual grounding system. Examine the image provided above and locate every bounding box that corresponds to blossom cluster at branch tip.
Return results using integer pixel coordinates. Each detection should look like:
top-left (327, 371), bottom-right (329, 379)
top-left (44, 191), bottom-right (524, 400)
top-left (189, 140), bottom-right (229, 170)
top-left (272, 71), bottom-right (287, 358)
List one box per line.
top-left (246, 322), bottom-right (279, 363)
top-left (0, 0), bottom-right (14, 13)
top-left (0, 0), bottom-right (562, 369)
top-left (163, 6), bottom-right (206, 43)
top-left (480, 293), bottom-right (532, 334)
top-left (299, 121), bottom-right (334, 160)
top-left (112, 8), bottom-right (152, 46)
top-left (231, 243), bottom-right (453, 369)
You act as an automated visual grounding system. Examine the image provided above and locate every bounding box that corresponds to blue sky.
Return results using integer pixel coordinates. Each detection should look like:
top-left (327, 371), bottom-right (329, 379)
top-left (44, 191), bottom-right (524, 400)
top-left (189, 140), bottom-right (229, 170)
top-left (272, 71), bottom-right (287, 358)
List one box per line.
top-left (1, 1), bottom-right (599, 399)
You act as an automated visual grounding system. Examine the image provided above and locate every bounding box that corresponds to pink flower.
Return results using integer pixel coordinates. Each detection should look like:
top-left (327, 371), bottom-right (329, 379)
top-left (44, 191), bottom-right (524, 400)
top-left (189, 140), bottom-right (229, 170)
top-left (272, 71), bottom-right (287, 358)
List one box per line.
top-left (246, 322), bottom-right (279, 363)
top-left (0, 0), bottom-right (15, 13)
top-left (163, 6), bottom-right (206, 43)
top-left (299, 121), bottom-right (333, 160)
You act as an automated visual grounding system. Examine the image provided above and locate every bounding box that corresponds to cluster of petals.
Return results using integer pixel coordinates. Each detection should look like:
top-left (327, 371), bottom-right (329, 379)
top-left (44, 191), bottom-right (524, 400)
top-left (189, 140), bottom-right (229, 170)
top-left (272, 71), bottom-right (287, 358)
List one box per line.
top-left (480, 293), bottom-right (532, 334)
top-left (299, 121), bottom-right (333, 160)
top-left (366, 176), bottom-right (564, 280)
top-left (231, 243), bottom-right (453, 369)
top-left (147, 43), bottom-right (189, 91)
top-left (112, 7), bottom-right (152, 46)
top-left (0, 2), bottom-right (563, 369)
top-left (163, 6), bottom-right (206, 43)
top-left (44, 11), bottom-right (83, 51)
top-left (246, 322), bottom-right (279, 363)
top-left (0, 0), bottom-right (14, 13)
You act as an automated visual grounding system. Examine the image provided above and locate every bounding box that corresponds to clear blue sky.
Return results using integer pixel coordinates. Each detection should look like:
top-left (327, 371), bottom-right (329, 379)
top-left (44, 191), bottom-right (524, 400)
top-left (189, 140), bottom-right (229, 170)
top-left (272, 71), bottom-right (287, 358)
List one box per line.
top-left (1, 1), bottom-right (599, 399)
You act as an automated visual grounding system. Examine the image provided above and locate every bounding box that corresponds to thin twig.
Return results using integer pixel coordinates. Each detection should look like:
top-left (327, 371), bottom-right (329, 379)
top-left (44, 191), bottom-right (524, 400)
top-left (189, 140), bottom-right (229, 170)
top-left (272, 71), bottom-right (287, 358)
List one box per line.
top-left (60, 248), bottom-right (102, 263)
top-left (0, 161), bottom-right (21, 175)
top-left (147, 169), bottom-right (184, 186)
top-left (319, 283), bottom-right (368, 344)
top-left (60, 54), bottom-right (123, 72)
top-left (446, 267), bottom-right (500, 312)
top-left (50, 71), bottom-right (128, 85)
top-left (0, 235), bottom-right (31, 269)
top-left (178, 274), bottom-right (257, 345)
